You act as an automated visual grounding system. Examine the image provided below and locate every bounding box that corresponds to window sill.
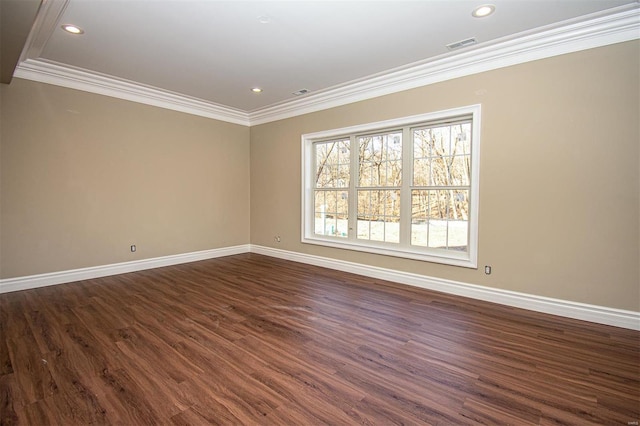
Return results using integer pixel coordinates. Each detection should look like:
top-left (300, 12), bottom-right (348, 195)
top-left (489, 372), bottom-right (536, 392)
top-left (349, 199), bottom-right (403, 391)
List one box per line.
top-left (301, 235), bottom-right (477, 269)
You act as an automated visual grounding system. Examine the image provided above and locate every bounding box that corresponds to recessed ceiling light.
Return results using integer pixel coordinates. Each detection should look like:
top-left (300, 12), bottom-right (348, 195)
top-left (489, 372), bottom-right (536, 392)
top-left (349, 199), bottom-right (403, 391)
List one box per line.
top-left (251, 87), bottom-right (263, 93)
top-left (62, 24), bottom-right (84, 34)
top-left (472, 4), bottom-right (495, 18)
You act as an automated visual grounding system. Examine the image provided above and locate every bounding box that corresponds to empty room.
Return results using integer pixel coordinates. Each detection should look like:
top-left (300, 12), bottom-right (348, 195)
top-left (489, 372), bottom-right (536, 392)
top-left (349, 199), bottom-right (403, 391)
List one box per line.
top-left (1, 0), bottom-right (639, 424)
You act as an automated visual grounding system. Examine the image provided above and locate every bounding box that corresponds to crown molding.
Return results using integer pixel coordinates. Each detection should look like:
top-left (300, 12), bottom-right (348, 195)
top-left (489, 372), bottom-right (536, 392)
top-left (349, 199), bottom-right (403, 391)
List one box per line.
top-left (18, 0), bottom-right (69, 63)
top-left (14, 59), bottom-right (251, 126)
top-left (13, 4), bottom-right (639, 127)
top-left (248, 4), bottom-right (640, 125)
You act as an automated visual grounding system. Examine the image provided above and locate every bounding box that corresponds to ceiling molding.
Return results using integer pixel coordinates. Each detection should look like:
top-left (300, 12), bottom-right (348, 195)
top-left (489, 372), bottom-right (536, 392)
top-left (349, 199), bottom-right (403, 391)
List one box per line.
top-left (18, 0), bottom-right (69, 63)
top-left (14, 4), bottom-right (640, 127)
top-left (248, 5), bottom-right (640, 125)
top-left (15, 58), bottom-right (251, 126)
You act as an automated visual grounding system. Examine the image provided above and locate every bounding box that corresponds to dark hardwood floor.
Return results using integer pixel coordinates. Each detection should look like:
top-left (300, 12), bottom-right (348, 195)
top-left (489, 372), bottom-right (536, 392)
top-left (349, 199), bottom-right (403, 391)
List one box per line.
top-left (1, 253), bottom-right (638, 425)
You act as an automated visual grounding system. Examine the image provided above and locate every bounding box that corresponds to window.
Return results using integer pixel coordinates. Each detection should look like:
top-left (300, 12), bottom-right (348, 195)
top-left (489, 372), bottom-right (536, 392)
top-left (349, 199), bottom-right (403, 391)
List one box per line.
top-left (302, 105), bottom-right (480, 268)
top-left (357, 131), bottom-right (402, 243)
top-left (314, 138), bottom-right (350, 238)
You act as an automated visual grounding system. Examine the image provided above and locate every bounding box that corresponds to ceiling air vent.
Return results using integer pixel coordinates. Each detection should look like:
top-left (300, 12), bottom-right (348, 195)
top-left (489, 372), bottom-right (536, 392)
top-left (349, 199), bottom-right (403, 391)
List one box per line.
top-left (292, 88), bottom-right (310, 96)
top-left (446, 37), bottom-right (477, 50)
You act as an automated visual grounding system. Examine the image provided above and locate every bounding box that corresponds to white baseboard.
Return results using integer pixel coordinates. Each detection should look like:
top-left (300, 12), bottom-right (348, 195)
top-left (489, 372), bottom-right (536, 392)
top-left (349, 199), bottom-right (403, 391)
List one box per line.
top-left (250, 245), bottom-right (640, 331)
top-left (0, 244), bottom-right (251, 294)
top-left (1, 243), bottom-right (637, 330)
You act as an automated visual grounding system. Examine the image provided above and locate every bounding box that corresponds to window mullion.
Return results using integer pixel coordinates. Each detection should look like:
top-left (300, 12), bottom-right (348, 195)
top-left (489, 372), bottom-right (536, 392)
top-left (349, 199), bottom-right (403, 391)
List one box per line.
top-left (306, 142), bottom-right (316, 239)
top-left (348, 135), bottom-right (358, 240)
top-left (399, 126), bottom-right (412, 248)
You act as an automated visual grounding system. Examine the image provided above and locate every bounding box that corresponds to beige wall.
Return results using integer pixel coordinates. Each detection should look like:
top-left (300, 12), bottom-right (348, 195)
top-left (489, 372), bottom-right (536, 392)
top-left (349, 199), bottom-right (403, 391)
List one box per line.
top-left (1, 42), bottom-right (638, 312)
top-left (1, 79), bottom-right (250, 278)
top-left (250, 41), bottom-right (640, 311)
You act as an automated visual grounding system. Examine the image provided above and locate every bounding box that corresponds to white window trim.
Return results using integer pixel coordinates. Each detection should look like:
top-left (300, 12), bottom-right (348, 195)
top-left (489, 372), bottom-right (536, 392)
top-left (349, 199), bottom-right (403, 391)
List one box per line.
top-left (301, 104), bottom-right (481, 269)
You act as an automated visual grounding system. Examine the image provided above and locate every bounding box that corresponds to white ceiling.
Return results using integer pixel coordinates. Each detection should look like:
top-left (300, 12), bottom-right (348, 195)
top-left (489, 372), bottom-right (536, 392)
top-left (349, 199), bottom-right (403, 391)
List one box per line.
top-left (15, 0), bottom-right (640, 124)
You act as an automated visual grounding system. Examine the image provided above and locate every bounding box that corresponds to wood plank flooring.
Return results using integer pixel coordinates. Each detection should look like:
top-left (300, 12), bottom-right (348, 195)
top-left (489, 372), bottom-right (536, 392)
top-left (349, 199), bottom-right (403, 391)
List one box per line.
top-left (1, 253), bottom-right (638, 425)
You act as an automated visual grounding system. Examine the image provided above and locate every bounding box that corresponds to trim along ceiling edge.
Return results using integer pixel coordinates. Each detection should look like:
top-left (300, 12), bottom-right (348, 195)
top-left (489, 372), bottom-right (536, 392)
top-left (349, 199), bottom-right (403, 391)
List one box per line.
top-left (13, 5), bottom-right (640, 127)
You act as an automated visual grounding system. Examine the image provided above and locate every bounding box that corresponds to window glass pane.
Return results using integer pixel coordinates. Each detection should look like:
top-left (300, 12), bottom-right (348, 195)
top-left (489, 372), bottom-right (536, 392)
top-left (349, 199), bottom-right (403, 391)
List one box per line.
top-left (383, 133), bottom-right (402, 164)
top-left (413, 123), bottom-right (471, 186)
top-left (385, 190), bottom-right (400, 217)
top-left (450, 155), bottom-right (470, 186)
top-left (318, 216), bottom-right (342, 238)
top-left (357, 190), bottom-right (371, 216)
top-left (380, 162), bottom-right (391, 187)
top-left (336, 217), bottom-right (349, 238)
top-left (451, 123), bottom-right (471, 155)
top-left (413, 158), bottom-right (429, 186)
top-left (338, 140), bottom-right (351, 157)
top-left (427, 189), bottom-right (449, 249)
top-left (327, 191), bottom-right (338, 213)
top-left (337, 191), bottom-right (348, 216)
top-left (370, 220), bottom-right (385, 242)
top-left (372, 135), bottom-right (383, 161)
top-left (385, 189), bottom-right (400, 243)
top-left (414, 129), bottom-right (431, 158)
top-left (314, 190), bottom-right (328, 236)
top-left (451, 189), bottom-right (470, 222)
top-left (411, 189), bottom-right (468, 251)
top-left (315, 139), bottom-right (349, 188)
top-left (358, 132), bottom-right (402, 187)
top-left (324, 217), bottom-right (338, 237)
top-left (427, 219), bottom-right (448, 249)
top-left (388, 160), bottom-right (402, 186)
top-left (337, 140), bottom-right (350, 187)
top-left (430, 126), bottom-right (451, 156)
top-left (362, 190), bottom-right (377, 218)
top-left (411, 190), bottom-right (428, 246)
top-left (314, 190), bottom-right (347, 238)
top-left (414, 125), bottom-right (471, 188)
top-left (448, 220), bottom-right (468, 251)
top-left (357, 190), bottom-right (400, 243)
top-left (443, 189), bottom-right (469, 251)
top-left (357, 217), bottom-right (370, 239)
top-left (337, 165), bottom-right (349, 188)
top-left (314, 212), bottom-right (325, 235)
top-left (411, 189), bottom-right (428, 220)
top-left (384, 218), bottom-right (400, 243)
top-left (314, 190), bottom-right (325, 214)
top-left (359, 191), bottom-right (377, 219)
top-left (430, 190), bottom-right (449, 220)
top-left (363, 163), bottom-right (379, 187)
top-left (430, 157), bottom-right (450, 186)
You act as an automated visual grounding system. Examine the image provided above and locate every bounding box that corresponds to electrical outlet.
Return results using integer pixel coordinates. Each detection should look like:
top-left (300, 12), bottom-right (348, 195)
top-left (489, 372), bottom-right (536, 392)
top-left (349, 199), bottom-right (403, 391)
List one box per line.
top-left (274, 236), bottom-right (281, 243)
top-left (130, 245), bottom-right (136, 253)
top-left (484, 265), bottom-right (491, 275)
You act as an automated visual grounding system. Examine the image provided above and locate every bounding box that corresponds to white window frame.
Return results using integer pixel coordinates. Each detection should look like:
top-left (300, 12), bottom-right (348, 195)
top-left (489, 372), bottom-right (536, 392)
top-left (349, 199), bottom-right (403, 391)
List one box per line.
top-left (301, 104), bottom-right (481, 268)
